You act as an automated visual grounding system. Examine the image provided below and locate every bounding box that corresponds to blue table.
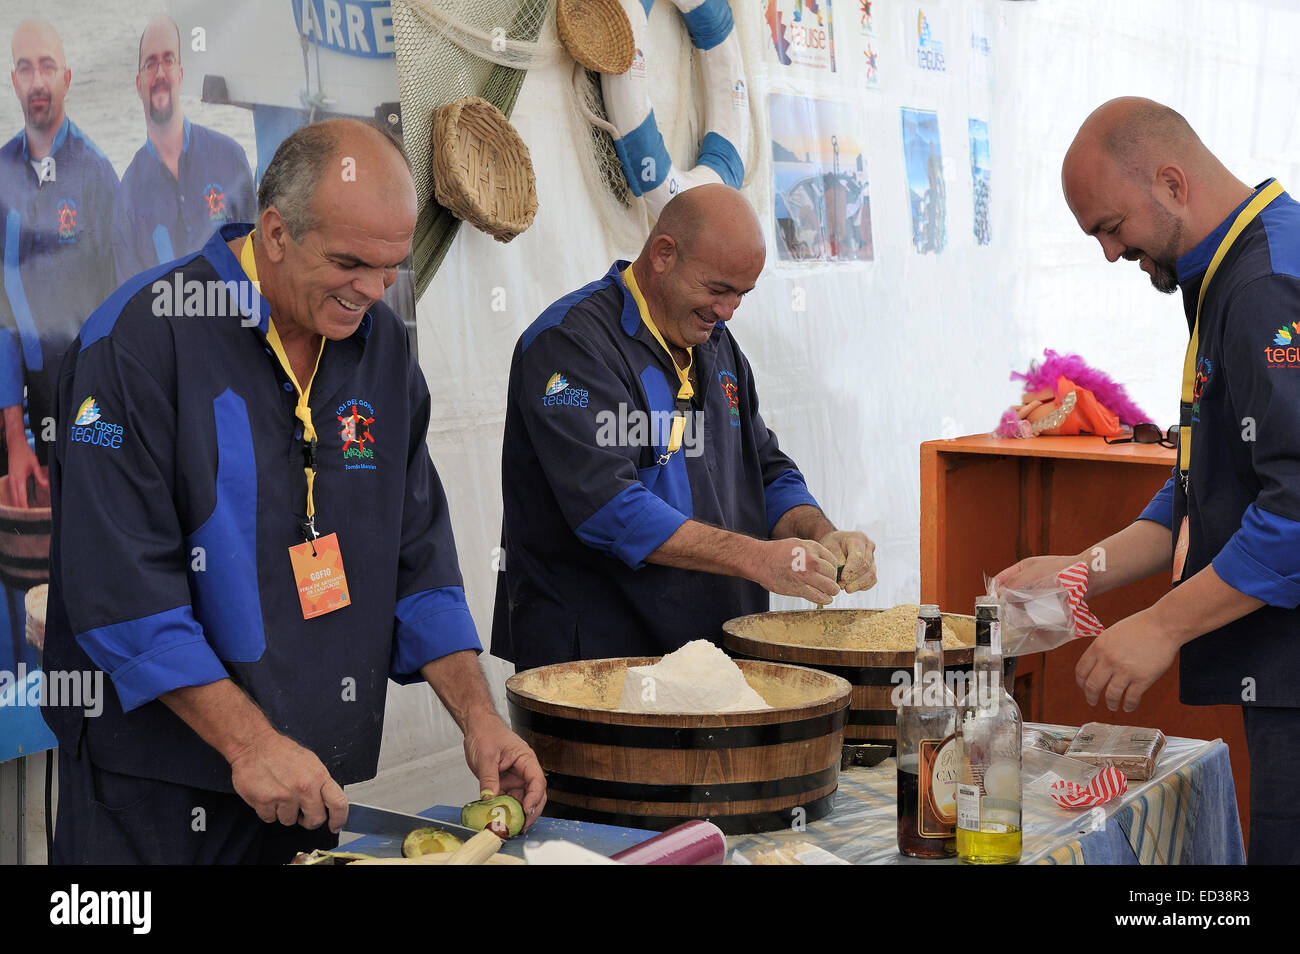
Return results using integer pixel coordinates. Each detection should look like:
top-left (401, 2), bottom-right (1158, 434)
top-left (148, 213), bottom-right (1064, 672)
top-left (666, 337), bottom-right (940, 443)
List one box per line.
top-left (339, 804), bottom-right (658, 859)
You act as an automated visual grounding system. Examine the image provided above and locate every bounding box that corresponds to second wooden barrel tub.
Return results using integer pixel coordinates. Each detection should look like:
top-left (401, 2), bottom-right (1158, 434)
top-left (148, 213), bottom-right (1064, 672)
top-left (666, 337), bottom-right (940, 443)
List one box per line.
top-left (506, 657), bottom-right (851, 835)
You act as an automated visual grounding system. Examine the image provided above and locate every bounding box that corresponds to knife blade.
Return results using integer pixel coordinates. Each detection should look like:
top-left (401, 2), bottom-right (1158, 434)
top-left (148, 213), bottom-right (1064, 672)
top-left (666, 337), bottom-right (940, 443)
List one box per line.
top-left (345, 803), bottom-right (481, 842)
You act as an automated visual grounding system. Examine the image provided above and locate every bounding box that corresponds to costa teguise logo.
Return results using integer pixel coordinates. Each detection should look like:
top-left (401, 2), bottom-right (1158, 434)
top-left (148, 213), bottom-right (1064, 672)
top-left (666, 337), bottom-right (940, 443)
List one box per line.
top-left (1267, 322), bottom-right (1300, 368)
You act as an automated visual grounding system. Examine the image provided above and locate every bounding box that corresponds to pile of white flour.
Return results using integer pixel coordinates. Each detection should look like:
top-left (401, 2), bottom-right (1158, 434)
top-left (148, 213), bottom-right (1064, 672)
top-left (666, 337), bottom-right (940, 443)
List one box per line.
top-left (619, 640), bottom-right (772, 712)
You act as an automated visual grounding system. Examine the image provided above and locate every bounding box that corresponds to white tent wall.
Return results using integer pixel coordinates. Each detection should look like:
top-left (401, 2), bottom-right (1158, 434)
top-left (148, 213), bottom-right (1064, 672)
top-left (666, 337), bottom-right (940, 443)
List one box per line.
top-left (361, 0), bottom-right (1300, 808)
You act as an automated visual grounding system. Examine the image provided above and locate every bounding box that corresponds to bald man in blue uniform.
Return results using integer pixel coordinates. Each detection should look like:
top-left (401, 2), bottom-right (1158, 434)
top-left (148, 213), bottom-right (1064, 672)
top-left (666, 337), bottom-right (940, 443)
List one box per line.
top-left (492, 185), bottom-right (878, 670)
top-left (0, 19), bottom-right (118, 506)
top-left (111, 16), bottom-right (255, 285)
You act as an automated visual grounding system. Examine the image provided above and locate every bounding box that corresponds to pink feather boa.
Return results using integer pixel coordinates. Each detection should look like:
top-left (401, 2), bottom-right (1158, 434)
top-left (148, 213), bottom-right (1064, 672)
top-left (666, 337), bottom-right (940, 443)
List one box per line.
top-left (1008, 349), bottom-right (1150, 427)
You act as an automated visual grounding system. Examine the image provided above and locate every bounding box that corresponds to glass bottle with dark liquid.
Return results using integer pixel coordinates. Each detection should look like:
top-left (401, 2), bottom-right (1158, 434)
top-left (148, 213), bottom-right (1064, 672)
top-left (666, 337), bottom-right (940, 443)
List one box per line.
top-left (896, 604), bottom-right (958, 857)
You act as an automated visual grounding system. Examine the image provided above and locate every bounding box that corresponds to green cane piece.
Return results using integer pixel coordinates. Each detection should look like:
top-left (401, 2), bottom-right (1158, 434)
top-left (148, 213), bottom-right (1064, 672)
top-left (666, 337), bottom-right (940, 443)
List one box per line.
top-left (460, 790), bottom-right (525, 839)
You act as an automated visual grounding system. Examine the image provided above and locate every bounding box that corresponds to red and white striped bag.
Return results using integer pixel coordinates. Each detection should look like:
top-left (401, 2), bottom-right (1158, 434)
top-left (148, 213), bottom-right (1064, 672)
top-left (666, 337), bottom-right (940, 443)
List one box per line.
top-left (1049, 765), bottom-right (1128, 808)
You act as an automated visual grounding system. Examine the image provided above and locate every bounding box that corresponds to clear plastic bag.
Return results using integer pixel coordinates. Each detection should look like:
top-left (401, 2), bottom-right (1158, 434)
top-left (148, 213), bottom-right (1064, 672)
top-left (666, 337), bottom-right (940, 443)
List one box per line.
top-left (984, 572), bottom-right (1088, 656)
top-left (1022, 745), bottom-right (1099, 801)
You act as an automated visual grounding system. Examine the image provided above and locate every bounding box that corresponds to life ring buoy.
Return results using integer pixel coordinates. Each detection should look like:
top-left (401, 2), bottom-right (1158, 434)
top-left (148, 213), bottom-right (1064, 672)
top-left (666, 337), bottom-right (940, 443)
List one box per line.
top-left (599, 0), bottom-right (749, 216)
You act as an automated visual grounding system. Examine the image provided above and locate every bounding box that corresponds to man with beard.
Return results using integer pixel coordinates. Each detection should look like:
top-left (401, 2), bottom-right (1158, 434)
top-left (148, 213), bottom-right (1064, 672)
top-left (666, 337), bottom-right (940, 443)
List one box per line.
top-left (111, 15), bottom-right (255, 284)
top-left (995, 96), bottom-right (1300, 863)
top-left (0, 19), bottom-right (118, 507)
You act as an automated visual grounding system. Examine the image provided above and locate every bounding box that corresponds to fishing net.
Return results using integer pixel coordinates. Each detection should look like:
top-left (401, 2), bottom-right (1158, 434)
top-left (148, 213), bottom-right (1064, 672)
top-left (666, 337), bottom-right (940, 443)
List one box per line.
top-left (393, 0), bottom-right (560, 297)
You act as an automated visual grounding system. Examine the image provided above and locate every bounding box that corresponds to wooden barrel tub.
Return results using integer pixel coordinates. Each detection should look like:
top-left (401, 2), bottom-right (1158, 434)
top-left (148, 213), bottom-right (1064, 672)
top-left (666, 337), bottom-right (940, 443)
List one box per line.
top-left (723, 609), bottom-right (979, 755)
top-left (0, 476), bottom-right (51, 590)
top-left (506, 657), bottom-right (851, 835)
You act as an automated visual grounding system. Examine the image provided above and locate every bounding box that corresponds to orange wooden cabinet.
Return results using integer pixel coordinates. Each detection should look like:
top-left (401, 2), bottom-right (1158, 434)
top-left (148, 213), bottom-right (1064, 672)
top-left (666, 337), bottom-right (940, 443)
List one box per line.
top-left (919, 434), bottom-right (1249, 848)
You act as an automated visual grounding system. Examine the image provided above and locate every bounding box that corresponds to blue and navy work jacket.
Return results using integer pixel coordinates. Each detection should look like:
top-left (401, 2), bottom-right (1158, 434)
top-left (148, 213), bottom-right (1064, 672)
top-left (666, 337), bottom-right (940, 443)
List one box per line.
top-left (112, 118), bottom-right (256, 286)
top-left (491, 261), bottom-right (820, 670)
top-left (0, 117), bottom-right (118, 415)
top-left (1139, 180), bottom-right (1300, 706)
top-left (42, 224), bottom-right (481, 790)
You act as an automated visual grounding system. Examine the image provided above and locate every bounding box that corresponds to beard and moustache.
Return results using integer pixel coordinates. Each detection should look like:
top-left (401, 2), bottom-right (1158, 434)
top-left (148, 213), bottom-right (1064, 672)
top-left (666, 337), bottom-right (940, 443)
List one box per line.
top-left (1121, 201), bottom-right (1184, 294)
top-left (23, 88), bottom-right (55, 131)
top-left (147, 75), bottom-right (175, 125)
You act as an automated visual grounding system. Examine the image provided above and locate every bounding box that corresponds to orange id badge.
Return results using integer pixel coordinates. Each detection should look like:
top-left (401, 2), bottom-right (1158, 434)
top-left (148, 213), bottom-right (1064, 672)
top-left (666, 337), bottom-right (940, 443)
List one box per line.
top-left (288, 532), bottom-right (351, 619)
top-left (1172, 516), bottom-right (1190, 583)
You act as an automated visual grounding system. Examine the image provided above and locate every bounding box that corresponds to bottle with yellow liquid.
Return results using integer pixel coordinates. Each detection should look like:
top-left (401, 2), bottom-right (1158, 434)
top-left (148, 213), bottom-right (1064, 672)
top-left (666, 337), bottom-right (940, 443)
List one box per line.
top-left (956, 598), bottom-right (1022, 864)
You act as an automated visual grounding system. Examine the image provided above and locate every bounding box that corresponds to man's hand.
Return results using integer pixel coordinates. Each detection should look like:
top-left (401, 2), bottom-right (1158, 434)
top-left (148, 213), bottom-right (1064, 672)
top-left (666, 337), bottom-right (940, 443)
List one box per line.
top-left (818, 529), bottom-right (877, 593)
top-left (227, 727), bottom-right (349, 831)
top-left (1074, 608), bottom-right (1180, 712)
top-left (461, 710), bottom-right (547, 830)
top-left (751, 537), bottom-right (839, 604)
top-left (420, 651), bottom-right (548, 830)
top-left (4, 440), bottom-right (47, 509)
top-left (992, 553), bottom-right (1083, 593)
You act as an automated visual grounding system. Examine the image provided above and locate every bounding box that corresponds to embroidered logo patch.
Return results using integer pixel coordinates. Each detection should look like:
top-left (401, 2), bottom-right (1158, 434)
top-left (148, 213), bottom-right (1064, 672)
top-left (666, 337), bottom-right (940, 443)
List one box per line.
top-left (68, 396), bottom-right (123, 449)
top-left (203, 183), bottom-right (228, 222)
top-left (74, 396), bottom-right (101, 426)
top-left (1266, 322), bottom-right (1300, 369)
top-left (718, 370), bottom-right (740, 426)
top-left (56, 198), bottom-right (77, 241)
top-left (541, 372), bottom-right (588, 408)
top-left (337, 398), bottom-right (376, 469)
top-left (1192, 357), bottom-right (1211, 422)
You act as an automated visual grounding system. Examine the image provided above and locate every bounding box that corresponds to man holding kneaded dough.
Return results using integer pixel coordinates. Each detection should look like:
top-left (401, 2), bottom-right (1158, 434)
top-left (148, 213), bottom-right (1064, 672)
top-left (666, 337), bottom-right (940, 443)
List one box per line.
top-left (493, 184), bottom-right (877, 669)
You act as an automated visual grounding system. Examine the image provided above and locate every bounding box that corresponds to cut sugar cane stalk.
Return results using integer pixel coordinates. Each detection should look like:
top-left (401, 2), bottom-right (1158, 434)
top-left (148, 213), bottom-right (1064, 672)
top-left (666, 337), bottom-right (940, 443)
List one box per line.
top-left (445, 828), bottom-right (504, 866)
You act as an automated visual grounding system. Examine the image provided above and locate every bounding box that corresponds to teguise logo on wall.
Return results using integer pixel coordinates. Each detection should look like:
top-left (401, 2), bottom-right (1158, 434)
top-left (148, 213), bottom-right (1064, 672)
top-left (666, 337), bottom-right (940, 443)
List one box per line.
top-left (915, 9), bottom-right (946, 72)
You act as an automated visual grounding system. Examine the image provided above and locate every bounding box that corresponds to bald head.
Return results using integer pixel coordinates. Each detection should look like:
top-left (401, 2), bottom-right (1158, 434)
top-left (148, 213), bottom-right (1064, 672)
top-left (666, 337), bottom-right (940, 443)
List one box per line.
top-left (1065, 97), bottom-right (1211, 187)
top-left (258, 118), bottom-right (412, 241)
top-left (139, 15), bottom-right (181, 71)
top-left (11, 19), bottom-right (71, 136)
top-left (645, 183), bottom-right (764, 262)
top-left (1062, 97), bottom-right (1252, 293)
top-left (631, 184), bottom-right (765, 350)
top-left (11, 19), bottom-right (65, 66)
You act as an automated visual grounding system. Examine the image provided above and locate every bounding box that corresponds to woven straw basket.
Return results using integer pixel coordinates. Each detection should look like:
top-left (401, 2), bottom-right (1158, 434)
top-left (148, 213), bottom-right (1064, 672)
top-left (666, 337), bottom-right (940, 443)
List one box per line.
top-left (557, 0), bottom-right (635, 74)
top-left (432, 96), bottom-right (538, 243)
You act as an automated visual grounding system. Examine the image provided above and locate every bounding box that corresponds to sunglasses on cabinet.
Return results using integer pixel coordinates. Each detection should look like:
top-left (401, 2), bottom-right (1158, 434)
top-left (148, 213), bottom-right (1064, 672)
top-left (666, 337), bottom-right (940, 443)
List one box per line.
top-left (1103, 423), bottom-right (1179, 448)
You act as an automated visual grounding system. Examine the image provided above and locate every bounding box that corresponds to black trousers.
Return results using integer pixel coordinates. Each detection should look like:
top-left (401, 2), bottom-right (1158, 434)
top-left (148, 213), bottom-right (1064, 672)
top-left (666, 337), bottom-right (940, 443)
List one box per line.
top-left (1243, 706), bottom-right (1300, 865)
top-left (52, 746), bottom-right (339, 865)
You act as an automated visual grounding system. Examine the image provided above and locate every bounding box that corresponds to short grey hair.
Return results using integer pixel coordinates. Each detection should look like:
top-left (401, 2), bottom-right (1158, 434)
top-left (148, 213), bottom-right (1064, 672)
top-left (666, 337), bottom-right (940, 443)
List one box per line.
top-left (256, 119), bottom-right (409, 242)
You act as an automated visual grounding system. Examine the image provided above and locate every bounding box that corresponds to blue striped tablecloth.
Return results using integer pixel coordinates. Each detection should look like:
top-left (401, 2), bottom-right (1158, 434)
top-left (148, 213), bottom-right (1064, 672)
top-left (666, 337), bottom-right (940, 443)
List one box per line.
top-left (728, 726), bottom-right (1244, 865)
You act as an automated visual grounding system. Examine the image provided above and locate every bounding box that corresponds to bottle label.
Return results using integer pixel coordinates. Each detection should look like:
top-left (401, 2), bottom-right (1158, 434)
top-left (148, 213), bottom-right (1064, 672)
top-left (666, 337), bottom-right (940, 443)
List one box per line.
top-left (918, 736), bottom-right (959, 836)
top-left (957, 782), bottom-right (981, 831)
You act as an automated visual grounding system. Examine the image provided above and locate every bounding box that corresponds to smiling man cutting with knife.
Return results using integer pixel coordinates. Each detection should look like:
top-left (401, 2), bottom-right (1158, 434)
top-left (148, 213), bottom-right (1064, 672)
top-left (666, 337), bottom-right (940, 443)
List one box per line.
top-left (41, 119), bottom-right (545, 864)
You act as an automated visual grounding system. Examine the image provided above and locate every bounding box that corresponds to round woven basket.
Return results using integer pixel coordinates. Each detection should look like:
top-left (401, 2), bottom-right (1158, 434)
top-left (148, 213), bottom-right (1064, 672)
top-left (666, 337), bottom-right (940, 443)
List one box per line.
top-left (556, 0), bottom-right (635, 75)
top-left (432, 96), bottom-right (538, 243)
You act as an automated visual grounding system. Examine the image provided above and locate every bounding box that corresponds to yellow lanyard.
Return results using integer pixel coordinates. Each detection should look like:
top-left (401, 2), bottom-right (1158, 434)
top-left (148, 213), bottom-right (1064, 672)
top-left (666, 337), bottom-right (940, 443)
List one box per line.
top-left (622, 265), bottom-right (693, 458)
top-left (241, 231), bottom-right (327, 538)
top-left (1179, 180), bottom-right (1284, 488)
